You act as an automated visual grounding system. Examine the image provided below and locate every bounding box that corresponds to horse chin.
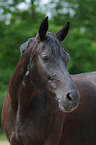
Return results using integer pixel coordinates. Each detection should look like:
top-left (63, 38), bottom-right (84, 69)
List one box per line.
top-left (58, 103), bottom-right (70, 113)
top-left (58, 103), bottom-right (75, 113)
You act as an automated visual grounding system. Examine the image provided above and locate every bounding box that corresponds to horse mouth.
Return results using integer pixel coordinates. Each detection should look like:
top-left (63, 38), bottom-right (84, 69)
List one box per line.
top-left (57, 99), bottom-right (77, 113)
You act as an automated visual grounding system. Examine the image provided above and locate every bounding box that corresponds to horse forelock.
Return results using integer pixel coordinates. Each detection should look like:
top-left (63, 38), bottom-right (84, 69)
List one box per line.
top-left (44, 32), bottom-right (70, 62)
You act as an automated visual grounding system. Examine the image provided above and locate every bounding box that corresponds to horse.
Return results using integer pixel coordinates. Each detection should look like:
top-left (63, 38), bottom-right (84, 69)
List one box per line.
top-left (1, 17), bottom-right (96, 145)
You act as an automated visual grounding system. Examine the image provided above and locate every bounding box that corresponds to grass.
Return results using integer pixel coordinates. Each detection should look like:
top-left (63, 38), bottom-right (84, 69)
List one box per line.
top-left (0, 140), bottom-right (10, 145)
top-left (0, 134), bottom-right (9, 145)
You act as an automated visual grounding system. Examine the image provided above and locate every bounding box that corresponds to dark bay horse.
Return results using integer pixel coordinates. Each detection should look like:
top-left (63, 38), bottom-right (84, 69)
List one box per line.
top-left (1, 17), bottom-right (96, 145)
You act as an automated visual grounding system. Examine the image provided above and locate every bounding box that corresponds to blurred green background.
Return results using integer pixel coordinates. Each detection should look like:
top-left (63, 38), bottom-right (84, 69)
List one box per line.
top-left (0, 0), bottom-right (96, 143)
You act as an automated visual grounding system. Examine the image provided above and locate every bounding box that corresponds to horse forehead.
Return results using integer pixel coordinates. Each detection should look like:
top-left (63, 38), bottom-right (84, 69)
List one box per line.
top-left (42, 34), bottom-right (62, 52)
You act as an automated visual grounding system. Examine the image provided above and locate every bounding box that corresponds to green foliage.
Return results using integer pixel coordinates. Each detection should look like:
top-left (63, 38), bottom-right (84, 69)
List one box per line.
top-left (0, 84), bottom-right (8, 133)
top-left (0, 133), bottom-right (6, 140)
top-left (64, 28), bottom-right (96, 74)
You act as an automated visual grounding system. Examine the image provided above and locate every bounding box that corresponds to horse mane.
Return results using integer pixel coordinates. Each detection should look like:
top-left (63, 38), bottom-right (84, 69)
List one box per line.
top-left (20, 37), bottom-right (35, 55)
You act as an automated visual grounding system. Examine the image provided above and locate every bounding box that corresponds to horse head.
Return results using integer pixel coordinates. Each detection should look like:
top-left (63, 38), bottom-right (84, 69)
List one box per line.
top-left (24, 17), bottom-right (80, 112)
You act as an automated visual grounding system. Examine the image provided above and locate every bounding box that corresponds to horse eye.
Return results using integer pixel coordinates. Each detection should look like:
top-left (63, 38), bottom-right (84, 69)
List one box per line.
top-left (41, 55), bottom-right (49, 62)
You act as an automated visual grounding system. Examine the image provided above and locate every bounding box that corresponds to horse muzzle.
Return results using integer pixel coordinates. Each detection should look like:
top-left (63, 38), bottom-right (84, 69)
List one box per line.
top-left (56, 90), bottom-right (80, 113)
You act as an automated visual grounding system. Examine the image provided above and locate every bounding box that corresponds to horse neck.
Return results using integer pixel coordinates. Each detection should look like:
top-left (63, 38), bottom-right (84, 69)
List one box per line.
top-left (9, 51), bottom-right (36, 110)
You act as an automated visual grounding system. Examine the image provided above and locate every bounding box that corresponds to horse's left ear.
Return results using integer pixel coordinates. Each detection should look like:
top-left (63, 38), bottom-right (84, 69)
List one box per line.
top-left (55, 21), bottom-right (70, 41)
top-left (38, 16), bottom-right (48, 41)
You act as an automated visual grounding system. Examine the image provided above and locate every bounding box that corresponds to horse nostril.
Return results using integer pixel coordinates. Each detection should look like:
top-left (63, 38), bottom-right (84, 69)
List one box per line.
top-left (66, 92), bottom-right (73, 102)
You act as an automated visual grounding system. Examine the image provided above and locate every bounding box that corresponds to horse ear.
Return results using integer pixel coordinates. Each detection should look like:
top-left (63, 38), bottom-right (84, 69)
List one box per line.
top-left (38, 16), bottom-right (48, 41)
top-left (55, 21), bottom-right (70, 41)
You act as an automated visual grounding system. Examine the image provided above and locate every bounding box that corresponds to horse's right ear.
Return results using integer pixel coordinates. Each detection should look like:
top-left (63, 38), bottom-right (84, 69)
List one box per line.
top-left (38, 16), bottom-right (48, 41)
